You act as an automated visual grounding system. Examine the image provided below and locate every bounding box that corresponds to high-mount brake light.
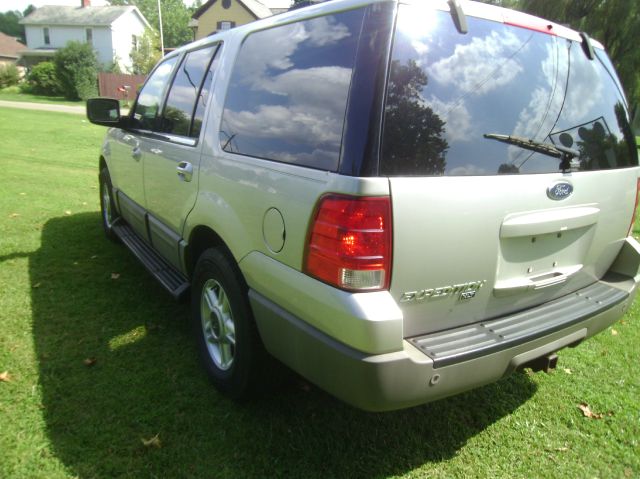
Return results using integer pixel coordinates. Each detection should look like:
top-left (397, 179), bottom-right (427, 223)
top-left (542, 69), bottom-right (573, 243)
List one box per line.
top-left (503, 12), bottom-right (556, 36)
top-left (628, 178), bottom-right (640, 236)
top-left (305, 195), bottom-right (392, 291)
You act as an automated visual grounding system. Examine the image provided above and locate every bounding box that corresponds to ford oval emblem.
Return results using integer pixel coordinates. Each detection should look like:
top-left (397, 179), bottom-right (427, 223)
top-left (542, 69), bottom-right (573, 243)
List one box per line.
top-left (547, 181), bottom-right (573, 200)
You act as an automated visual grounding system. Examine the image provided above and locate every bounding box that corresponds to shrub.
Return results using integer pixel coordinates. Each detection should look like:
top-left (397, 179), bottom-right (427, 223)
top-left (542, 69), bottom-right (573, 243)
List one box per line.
top-left (26, 61), bottom-right (61, 95)
top-left (53, 41), bottom-right (98, 100)
top-left (0, 64), bottom-right (20, 88)
top-left (1, 85), bottom-right (21, 94)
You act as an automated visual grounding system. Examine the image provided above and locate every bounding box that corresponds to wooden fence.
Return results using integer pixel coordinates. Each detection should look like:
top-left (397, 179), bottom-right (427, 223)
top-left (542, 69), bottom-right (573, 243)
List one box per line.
top-left (97, 72), bottom-right (147, 101)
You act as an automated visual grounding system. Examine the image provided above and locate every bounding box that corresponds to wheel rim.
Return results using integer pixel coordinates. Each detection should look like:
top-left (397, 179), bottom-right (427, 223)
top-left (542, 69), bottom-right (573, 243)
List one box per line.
top-left (102, 182), bottom-right (113, 228)
top-left (200, 278), bottom-right (236, 371)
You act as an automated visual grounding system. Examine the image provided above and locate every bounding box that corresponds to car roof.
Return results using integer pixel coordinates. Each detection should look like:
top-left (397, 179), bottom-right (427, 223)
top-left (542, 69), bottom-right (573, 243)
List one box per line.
top-left (168, 0), bottom-right (603, 61)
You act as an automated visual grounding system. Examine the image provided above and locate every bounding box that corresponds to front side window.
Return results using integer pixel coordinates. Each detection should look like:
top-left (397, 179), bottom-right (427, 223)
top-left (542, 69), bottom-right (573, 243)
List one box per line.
top-left (160, 45), bottom-right (218, 137)
top-left (219, 7), bottom-right (365, 170)
top-left (132, 57), bottom-right (178, 131)
top-left (43, 27), bottom-right (50, 45)
top-left (381, 4), bottom-right (637, 176)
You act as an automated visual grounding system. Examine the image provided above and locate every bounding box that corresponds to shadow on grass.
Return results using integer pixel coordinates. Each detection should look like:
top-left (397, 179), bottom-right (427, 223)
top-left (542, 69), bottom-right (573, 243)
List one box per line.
top-left (31, 213), bottom-right (537, 478)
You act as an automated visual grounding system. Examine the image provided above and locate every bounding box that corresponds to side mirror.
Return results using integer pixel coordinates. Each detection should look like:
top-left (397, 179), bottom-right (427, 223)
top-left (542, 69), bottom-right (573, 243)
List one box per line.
top-left (86, 98), bottom-right (124, 127)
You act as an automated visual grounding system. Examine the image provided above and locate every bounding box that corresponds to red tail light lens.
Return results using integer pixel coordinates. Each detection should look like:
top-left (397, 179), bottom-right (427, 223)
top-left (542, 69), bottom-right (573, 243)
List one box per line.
top-left (305, 195), bottom-right (392, 291)
top-left (628, 178), bottom-right (640, 236)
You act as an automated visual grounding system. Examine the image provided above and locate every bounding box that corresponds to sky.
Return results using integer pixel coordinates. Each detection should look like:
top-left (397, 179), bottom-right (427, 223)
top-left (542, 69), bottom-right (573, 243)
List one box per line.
top-left (0, 0), bottom-right (200, 13)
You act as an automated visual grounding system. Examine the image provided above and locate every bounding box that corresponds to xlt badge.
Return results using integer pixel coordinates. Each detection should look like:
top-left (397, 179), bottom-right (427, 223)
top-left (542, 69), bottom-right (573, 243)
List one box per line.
top-left (400, 280), bottom-right (486, 303)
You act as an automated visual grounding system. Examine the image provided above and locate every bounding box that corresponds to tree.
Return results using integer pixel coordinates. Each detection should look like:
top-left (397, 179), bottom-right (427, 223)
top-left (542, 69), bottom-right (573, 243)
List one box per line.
top-left (130, 28), bottom-right (162, 74)
top-left (54, 41), bottom-right (99, 100)
top-left (0, 11), bottom-right (24, 41)
top-left (492, 0), bottom-right (640, 106)
top-left (0, 5), bottom-right (34, 43)
top-left (110, 0), bottom-right (193, 47)
top-left (381, 60), bottom-right (449, 175)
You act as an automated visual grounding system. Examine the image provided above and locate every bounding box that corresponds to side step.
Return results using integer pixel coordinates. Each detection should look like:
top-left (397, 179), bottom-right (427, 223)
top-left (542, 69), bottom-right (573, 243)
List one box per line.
top-left (408, 281), bottom-right (628, 368)
top-left (112, 221), bottom-right (190, 300)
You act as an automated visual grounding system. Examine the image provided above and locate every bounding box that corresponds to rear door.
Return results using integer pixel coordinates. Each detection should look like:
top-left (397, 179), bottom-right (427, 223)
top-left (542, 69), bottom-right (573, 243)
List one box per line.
top-left (382, 3), bottom-right (639, 336)
top-left (143, 44), bottom-right (221, 269)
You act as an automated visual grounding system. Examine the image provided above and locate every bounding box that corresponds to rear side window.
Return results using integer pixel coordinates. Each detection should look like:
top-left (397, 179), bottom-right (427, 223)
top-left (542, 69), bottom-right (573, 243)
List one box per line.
top-left (381, 4), bottom-right (638, 176)
top-left (160, 45), bottom-right (219, 138)
top-left (219, 8), bottom-right (365, 170)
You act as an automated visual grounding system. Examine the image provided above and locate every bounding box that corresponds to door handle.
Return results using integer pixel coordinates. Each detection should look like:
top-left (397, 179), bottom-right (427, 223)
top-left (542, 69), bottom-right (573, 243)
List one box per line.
top-left (176, 161), bottom-right (193, 182)
top-left (132, 147), bottom-right (142, 161)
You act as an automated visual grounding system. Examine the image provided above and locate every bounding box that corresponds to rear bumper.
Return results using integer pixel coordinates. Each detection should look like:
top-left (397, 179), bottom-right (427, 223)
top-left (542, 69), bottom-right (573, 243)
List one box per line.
top-left (250, 239), bottom-right (640, 412)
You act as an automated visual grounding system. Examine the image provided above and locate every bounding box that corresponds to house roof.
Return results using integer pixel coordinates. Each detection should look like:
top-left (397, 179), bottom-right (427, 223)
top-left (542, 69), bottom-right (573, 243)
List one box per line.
top-left (0, 32), bottom-right (27, 59)
top-left (19, 5), bottom-right (150, 28)
top-left (192, 0), bottom-right (275, 21)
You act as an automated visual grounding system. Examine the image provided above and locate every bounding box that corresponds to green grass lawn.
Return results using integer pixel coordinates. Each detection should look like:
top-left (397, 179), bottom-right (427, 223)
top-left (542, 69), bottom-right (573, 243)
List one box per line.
top-left (0, 106), bottom-right (639, 478)
top-left (0, 88), bottom-right (84, 107)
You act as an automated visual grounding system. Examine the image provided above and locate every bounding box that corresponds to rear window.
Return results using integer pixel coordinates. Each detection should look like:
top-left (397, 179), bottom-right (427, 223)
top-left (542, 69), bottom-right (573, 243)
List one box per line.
top-left (219, 8), bottom-right (365, 170)
top-left (381, 4), bottom-right (638, 176)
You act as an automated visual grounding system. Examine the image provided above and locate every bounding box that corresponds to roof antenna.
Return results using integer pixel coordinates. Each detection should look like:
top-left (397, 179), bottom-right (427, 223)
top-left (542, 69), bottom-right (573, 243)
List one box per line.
top-left (579, 32), bottom-right (595, 60)
top-left (447, 0), bottom-right (468, 34)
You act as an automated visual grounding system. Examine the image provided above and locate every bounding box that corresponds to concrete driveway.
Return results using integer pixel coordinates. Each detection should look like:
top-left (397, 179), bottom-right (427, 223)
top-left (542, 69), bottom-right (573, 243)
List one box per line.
top-left (0, 100), bottom-right (86, 115)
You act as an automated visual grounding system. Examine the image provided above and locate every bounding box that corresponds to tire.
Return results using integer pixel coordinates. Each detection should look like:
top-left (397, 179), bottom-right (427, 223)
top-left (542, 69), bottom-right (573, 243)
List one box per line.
top-left (191, 248), bottom-right (261, 398)
top-left (99, 167), bottom-right (119, 242)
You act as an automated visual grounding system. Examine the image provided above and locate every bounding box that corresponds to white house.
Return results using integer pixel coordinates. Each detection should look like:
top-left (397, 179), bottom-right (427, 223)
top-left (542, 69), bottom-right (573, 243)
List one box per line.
top-left (19, 0), bottom-right (149, 72)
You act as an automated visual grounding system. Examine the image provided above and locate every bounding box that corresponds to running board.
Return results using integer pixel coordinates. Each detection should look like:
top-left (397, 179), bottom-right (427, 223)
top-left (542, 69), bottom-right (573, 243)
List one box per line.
top-left (112, 221), bottom-right (189, 300)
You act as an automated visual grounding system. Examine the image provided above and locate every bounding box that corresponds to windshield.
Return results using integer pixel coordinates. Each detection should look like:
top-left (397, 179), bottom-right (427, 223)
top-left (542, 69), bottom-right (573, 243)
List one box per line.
top-left (380, 4), bottom-right (638, 176)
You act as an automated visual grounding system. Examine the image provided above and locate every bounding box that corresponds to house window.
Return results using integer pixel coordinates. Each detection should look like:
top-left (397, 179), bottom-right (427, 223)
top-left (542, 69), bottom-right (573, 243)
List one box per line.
top-left (86, 28), bottom-right (93, 45)
top-left (43, 27), bottom-right (50, 45)
top-left (132, 35), bottom-right (138, 51)
top-left (217, 21), bottom-right (235, 31)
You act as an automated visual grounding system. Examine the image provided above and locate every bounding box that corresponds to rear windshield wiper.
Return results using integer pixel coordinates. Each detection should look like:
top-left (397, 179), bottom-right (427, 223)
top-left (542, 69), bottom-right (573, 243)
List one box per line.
top-left (484, 133), bottom-right (579, 171)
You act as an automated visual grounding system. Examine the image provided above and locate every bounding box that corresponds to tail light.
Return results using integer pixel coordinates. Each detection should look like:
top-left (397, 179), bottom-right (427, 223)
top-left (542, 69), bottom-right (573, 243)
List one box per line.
top-left (304, 195), bottom-right (392, 291)
top-left (628, 178), bottom-right (640, 236)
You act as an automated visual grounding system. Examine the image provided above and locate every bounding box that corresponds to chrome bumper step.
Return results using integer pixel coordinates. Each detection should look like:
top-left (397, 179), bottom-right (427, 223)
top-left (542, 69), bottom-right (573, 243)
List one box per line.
top-left (408, 281), bottom-right (628, 368)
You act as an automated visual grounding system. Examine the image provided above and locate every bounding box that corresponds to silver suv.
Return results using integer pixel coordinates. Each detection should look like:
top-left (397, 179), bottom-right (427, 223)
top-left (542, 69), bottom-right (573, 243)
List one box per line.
top-left (87, 0), bottom-right (640, 411)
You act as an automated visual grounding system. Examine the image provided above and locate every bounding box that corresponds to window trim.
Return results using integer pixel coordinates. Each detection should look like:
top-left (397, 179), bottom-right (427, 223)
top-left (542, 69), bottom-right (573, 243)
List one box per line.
top-left (127, 42), bottom-right (222, 147)
top-left (157, 42), bottom-right (222, 144)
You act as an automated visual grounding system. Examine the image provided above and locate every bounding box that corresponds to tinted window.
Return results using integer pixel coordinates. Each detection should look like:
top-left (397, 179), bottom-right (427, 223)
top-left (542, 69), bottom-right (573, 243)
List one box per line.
top-left (219, 8), bottom-right (365, 170)
top-left (132, 57), bottom-right (178, 131)
top-left (381, 5), bottom-right (638, 176)
top-left (192, 48), bottom-right (220, 138)
top-left (160, 46), bottom-right (217, 137)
